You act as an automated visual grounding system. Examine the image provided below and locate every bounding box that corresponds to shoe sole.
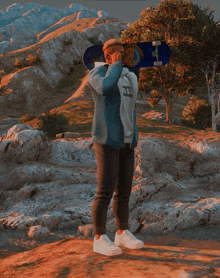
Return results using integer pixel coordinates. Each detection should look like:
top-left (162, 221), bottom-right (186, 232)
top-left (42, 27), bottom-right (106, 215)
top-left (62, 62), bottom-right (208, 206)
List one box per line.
top-left (93, 247), bottom-right (122, 256)
top-left (114, 242), bottom-right (144, 249)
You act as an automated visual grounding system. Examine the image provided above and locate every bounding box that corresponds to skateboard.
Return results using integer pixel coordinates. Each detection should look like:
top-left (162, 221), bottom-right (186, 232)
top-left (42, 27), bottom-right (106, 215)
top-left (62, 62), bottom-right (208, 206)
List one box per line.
top-left (82, 41), bottom-right (170, 70)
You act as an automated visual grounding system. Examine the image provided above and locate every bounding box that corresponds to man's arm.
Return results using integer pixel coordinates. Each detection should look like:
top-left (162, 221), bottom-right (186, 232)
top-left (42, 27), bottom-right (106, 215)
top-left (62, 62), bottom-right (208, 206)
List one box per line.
top-left (88, 61), bottom-right (123, 96)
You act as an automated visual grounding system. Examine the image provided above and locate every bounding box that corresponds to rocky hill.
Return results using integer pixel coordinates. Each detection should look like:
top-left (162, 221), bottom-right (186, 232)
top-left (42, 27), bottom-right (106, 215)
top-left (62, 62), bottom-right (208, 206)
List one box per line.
top-left (0, 2), bottom-right (129, 54)
top-left (0, 2), bottom-right (131, 119)
top-left (0, 3), bottom-right (220, 251)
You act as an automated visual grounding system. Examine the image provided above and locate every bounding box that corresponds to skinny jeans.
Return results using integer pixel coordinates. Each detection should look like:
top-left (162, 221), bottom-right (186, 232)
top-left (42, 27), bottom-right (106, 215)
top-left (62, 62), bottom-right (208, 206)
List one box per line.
top-left (91, 142), bottom-right (135, 235)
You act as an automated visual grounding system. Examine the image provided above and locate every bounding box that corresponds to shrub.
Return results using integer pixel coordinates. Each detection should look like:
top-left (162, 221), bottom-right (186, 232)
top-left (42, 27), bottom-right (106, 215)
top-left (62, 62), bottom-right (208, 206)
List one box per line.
top-left (26, 54), bottom-right (41, 65)
top-left (36, 108), bottom-right (70, 138)
top-left (0, 86), bottom-right (12, 96)
top-left (19, 113), bottom-right (37, 124)
top-left (182, 95), bottom-right (219, 130)
top-left (88, 37), bottom-right (103, 46)
top-left (72, 59), bottom-right (83, 65)
top-left (63, 39), bottom-right (72, 45)
top-left (148, 90), bottom-right (163, 108)
top-left (13, 55), bottom-right (41, 73)
top-left (13, 59), bottom-right (22, 68)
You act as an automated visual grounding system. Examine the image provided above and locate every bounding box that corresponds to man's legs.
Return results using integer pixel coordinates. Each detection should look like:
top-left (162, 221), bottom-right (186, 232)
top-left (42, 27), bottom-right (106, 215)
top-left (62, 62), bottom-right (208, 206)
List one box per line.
top-left (92, 142), bottom-right (120, 239)
top-left (112, 146), bottom-right (134, 234)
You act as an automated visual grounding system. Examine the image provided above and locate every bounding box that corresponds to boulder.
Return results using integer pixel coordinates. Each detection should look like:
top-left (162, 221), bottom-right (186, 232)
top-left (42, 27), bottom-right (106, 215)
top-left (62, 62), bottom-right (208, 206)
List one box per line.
top-left (0, 124), bottom-right (50, 164)
top-left (0, 123), bottom-right (220, 240)
top-left (0, 117), bottom-right (20, 137)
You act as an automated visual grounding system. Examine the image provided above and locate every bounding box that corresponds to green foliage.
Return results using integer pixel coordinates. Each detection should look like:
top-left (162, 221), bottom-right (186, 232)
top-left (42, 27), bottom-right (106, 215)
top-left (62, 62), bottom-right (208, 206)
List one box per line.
top-left (96, 17), bottom-right (117, 25)
top-left (0, 86), bottom-right (12, 96)
top-left (182, 95), bottom-right (217, 130)
top-left (26, 54), bottom-right (41, 65)
top-left (0, 55), bottom-right (41, 96)
top-left (36, 108), bottom-right (70, 138)
top-left (74, 60), bottom-right (83, 65)
top-left (14, 59), bottom-right (22, 68)
top-left (12, 54), bottom-right (41, 73)
top-left (148, 90), bottom-right (163, 108)
top-left (63, 39), bottom-right (72, 45)
top-left (19, 113), bottom-right (37, 124)
top-left (118, 28), bottom-right (127, 38)
top-left (118, 0), bottom-right (219, 125)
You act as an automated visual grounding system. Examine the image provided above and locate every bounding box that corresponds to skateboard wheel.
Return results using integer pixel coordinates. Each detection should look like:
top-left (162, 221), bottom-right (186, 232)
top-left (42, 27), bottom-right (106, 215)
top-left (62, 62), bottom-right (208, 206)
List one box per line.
top-left (152, 41), bottom-right (161, 46)
top-left (154, 61), bottom-right (163, 66)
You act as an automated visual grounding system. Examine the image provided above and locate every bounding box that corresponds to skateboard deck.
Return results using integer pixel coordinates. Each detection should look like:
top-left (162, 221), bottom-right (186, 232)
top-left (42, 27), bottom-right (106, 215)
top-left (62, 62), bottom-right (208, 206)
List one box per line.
top-left (82, 41), bottom-right (170, 70)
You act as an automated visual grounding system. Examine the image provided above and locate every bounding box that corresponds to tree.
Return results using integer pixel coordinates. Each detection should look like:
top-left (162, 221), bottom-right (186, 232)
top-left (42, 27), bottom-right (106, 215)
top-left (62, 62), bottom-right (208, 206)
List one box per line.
top-left (0, 70), bottom-right (4, 84)
top-left (172, 3), bottom-right (220, 132)
top-left (119, 0), bottom-right (220, 129)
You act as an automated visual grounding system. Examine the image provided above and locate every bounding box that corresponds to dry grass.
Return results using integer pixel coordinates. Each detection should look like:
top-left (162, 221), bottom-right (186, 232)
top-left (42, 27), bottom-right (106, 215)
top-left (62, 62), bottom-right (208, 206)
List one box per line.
top-left (0, 46), bottom-right (217, 142)
top-left (19, 65), bottom-right (215, 142)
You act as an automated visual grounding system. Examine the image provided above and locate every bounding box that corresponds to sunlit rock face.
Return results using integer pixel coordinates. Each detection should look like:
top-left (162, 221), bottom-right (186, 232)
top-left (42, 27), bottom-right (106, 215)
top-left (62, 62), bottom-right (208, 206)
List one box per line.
top-left (0, 124), bottom-right (220, 239)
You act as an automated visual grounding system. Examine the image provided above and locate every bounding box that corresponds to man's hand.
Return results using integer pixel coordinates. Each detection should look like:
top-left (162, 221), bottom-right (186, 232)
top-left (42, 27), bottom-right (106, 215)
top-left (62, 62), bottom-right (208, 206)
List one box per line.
top-left (111, 51), bottom-right (123, 64)
top-left (111, 39), bottom-right (138, 64)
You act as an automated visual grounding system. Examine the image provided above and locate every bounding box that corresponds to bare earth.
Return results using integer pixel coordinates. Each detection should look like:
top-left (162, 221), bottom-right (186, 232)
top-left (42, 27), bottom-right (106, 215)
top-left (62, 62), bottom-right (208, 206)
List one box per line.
top-left (0, 225), bottom-right (220, 277)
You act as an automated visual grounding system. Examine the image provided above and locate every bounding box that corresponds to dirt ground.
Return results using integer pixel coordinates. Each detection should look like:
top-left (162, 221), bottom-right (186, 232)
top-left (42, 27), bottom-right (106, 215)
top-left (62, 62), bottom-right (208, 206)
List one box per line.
top-left (1, 224), bottom-right (220, 259)
top-left (1, 225), bottom-right (220, 277)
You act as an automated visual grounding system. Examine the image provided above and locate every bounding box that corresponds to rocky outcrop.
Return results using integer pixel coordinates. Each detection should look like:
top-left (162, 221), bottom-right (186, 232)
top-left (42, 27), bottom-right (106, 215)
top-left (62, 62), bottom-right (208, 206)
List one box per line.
top-left (1, 3), bottom-right (220, 242)
top-left (0, 2), bottom-right (130, 116)
top-left (0, 124), bottom-right (220, 240)
top-left (0, 22), bottom-right (130, 115)
top-left (0, 3), bottom-right (113, 54)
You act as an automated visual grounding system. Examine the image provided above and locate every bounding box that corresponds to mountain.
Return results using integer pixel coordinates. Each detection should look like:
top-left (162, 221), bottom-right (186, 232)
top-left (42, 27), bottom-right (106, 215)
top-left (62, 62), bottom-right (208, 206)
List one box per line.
top-left (0, 2), bottom-right (132, 120)
top-left (0, 2), bottom-right (131, 55)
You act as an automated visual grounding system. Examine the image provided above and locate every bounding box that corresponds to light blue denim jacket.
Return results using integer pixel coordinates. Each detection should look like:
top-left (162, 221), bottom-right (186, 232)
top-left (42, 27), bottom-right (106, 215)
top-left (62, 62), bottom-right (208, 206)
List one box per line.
top-left (88, 60), bottom-right (139, 150)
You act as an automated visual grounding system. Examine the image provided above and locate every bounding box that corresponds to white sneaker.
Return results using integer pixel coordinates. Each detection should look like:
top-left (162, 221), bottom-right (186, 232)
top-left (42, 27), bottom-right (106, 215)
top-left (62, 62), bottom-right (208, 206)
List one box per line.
top-left (93, 234), bottom-right (122, 256)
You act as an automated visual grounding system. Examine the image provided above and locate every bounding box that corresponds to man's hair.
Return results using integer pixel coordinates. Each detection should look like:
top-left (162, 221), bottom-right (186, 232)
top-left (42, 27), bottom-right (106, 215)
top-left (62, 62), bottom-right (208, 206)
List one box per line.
top-left (102, 39), bottom-right (124, 52)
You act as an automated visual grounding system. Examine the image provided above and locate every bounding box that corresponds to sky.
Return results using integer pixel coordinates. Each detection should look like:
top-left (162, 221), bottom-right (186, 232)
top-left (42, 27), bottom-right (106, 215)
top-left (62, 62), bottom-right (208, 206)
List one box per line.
top-left (0, 0), bottom-right (220, 25)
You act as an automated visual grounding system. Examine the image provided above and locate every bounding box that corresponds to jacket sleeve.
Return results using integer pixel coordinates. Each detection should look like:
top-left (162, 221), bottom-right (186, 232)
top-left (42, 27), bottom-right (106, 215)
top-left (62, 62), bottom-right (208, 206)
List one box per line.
top-left (88, 61), bottom-right (123, 96)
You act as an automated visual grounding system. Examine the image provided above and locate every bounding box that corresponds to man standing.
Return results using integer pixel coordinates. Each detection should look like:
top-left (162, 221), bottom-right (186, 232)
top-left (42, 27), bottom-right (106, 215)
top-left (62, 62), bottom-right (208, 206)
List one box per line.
top-left (88, 38), bottom-right (144, 256)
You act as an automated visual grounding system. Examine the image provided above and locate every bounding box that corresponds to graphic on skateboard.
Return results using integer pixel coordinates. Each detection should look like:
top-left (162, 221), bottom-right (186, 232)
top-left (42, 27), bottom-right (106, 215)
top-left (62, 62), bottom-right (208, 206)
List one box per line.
top-left (82, 41), bottom-right (170, 70)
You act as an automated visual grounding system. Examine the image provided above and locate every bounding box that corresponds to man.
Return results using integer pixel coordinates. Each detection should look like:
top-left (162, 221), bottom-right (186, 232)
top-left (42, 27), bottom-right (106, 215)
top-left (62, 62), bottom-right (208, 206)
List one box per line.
top-left (88, 38), bottom-right (144, 256)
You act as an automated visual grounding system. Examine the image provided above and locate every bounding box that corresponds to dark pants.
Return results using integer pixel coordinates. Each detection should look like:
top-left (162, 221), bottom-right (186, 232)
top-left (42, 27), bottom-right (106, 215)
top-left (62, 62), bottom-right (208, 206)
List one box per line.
top-left (91, 142), bottom-right (135, 235)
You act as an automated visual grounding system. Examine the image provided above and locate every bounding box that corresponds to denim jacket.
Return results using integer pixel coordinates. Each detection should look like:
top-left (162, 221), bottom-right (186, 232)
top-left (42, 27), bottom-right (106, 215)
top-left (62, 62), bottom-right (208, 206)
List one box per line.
top-left (88, 60), bottom-right (139, 149)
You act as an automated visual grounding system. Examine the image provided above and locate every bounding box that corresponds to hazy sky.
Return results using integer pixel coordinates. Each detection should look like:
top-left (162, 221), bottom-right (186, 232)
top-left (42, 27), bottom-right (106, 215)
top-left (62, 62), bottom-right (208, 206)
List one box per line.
top-left (0, 0), bottom-right (220, 24)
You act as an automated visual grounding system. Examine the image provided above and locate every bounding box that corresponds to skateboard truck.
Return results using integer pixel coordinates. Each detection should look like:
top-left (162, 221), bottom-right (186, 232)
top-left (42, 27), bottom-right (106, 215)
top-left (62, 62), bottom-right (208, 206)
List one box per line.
top-left (152, 41), bottom-right (163, 66)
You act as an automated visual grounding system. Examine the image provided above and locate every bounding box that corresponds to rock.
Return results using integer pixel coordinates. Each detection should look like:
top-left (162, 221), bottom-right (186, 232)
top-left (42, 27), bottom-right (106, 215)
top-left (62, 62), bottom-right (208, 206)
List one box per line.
top-left (142, 110), bottom-right (183, 125)
top-left (56, 132), bottom-right (81, 139)
top-left (138, 99), bottom-right (185, 125)
top-left (0, 124), bottom-right (50, 164)
top-left (64, 74), bottom-right (96, 103)
top-left (27, 225), bottom-right (51, 240)
top-left (0, 21), bottom-right (130, 115)
top-left (0, 117), bottom-right (20, 138)
top-left (0, 3), bottom-right (220, 240)
top-left (0, 3), bottom-right (113, 54)
top-left (0, 123), bottom-right (220, 240)
top-left (142, 111), bottom-right (166, 122)
top-left (0, 3), bottom-right (130, 115)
